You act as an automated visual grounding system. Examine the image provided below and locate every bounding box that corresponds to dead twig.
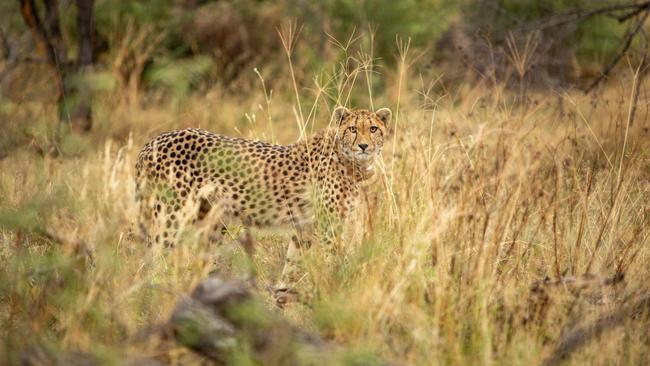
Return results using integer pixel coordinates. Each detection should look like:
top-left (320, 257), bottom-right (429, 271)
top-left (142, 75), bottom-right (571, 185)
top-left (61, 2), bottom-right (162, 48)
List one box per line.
top-left (543, 294), bottom-right (650, 366)
top-left (526, 273), bottom-right (625, 327)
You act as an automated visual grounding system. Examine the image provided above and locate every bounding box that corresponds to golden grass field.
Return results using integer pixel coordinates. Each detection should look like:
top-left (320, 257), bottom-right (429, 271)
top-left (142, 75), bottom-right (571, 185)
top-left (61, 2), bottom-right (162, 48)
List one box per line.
top-left (1, 31), bottom-right (649, 365)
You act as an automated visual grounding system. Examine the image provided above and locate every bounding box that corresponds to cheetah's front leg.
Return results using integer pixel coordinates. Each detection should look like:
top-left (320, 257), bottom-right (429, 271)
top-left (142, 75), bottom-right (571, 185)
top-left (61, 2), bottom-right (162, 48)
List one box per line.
top-left (273, 223), bottom-right (315, 307)
top-left (272, 215), bottom-right (344, 307)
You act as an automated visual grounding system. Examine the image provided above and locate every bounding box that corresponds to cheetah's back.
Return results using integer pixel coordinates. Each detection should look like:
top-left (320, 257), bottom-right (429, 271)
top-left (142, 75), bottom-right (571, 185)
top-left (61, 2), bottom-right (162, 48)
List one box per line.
top-left (135, 128), bottom-right (312, 245)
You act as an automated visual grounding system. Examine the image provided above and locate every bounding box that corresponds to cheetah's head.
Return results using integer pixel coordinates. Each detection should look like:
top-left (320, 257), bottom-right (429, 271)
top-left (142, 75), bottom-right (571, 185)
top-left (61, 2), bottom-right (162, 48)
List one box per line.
top-left (333, 107), bottom-right (392, 164)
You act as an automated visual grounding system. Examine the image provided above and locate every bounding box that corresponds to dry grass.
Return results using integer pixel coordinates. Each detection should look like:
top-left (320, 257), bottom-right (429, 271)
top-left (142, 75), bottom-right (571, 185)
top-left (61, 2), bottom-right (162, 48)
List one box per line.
top-left (1, 31), bottom-right (649, 365)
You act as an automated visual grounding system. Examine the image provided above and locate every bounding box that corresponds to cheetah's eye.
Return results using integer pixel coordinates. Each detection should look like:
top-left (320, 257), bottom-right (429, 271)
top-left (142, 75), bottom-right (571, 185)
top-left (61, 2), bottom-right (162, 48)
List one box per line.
top-left (370, 126), bottom-right (378, 133)
top-left (348, 127), bottom-right (357, 133)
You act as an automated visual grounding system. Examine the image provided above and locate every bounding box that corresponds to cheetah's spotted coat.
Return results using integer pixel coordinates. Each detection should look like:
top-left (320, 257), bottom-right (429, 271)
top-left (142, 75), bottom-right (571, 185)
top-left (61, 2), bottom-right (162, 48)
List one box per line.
top-left (135, 107), bottom-right (391, 303)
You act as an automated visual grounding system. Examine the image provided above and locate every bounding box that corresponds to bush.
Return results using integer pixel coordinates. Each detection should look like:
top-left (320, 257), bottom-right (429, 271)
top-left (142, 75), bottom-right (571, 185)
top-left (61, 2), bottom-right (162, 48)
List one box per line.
top-left (312, 0), bottom-right (457, 63)
top-left (436, 0), bottom-right (631, 88)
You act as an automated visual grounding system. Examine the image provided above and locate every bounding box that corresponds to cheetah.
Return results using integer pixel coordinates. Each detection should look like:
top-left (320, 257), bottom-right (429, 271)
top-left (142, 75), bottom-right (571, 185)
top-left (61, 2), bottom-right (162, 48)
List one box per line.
top-left (135, 106), bottom-right (392, 304)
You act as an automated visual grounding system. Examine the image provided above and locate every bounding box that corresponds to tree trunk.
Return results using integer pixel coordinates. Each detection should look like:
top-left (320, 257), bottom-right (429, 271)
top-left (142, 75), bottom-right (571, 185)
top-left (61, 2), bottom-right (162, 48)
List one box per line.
top-left (19, 0), bottom-right (95, 133)
top-left (69, 0), bottom-right (95, 132)
top-left (76, 0), bottom-right (94, 67)
top-left (19, 0), bottom-right (66, 106)
top-left (42, 0), bottom-right (66, 63)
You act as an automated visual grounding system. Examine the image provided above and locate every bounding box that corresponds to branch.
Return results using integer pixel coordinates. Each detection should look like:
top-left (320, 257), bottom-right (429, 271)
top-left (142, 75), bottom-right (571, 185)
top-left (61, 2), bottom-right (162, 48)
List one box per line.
top-left (617, 1), bottom-right (650, 22)
top-left (585, 8), bottom-right (650, 92)
top-left (18, 0), bottom-right (66, 104)
top-left (19, 0), bottom-right (60, 68)
top-left (543, 294), bottom-right (650, 366)
top-left (526, 1), bottom-right (650, 31)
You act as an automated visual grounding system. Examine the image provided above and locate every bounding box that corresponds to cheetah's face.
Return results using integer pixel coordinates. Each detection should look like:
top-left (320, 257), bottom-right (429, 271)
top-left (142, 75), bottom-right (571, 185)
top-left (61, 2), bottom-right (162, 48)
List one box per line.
top-left (334, 107), bottom-right (392, 163)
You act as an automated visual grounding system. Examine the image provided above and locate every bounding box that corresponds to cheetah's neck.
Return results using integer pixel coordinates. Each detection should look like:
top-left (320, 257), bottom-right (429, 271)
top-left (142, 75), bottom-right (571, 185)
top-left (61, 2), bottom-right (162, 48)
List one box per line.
top-left (291, 129), bottom-right (375, 183)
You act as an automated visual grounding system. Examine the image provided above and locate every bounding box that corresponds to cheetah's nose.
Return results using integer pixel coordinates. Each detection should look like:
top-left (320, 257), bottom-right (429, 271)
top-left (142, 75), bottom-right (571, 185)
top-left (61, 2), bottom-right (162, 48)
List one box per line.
top-left (358, 143), bottom-right (368, 151)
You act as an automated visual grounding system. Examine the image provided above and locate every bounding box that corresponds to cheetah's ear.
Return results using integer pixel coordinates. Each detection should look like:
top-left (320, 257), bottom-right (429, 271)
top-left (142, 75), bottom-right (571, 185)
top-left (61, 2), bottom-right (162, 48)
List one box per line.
top-left (375, 108), bottom-right (392, 126)
top-left (333, 106), bottom-right (350, 125)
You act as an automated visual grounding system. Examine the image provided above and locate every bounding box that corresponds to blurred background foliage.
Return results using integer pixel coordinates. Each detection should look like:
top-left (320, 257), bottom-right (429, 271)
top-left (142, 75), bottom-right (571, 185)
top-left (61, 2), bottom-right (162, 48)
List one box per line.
top-left (0, 0), bottom-right (640, 102)
top-left (0, 0), bottom-right (646, 159)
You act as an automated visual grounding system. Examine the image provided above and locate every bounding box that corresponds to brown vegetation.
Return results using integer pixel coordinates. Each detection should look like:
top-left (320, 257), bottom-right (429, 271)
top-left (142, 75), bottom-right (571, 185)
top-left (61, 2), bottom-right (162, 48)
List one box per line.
top-left (1, 1), bottom-right (649, 365)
